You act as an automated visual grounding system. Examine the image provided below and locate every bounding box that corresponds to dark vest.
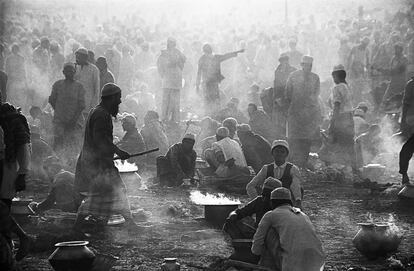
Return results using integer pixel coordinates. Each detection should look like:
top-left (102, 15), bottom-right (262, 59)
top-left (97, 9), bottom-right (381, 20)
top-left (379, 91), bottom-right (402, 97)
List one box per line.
top-left (266, 163), bottom-right (293, 189)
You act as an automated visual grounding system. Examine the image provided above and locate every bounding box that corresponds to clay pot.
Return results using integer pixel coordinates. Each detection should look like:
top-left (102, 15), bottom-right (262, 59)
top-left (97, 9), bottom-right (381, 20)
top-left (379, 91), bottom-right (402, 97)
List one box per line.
top-left (353, 223), bottom-right (402, 259)
top-left (48, 241), bottom-right (96, 271)
top-left (161, 258), bottom-right (180, 271)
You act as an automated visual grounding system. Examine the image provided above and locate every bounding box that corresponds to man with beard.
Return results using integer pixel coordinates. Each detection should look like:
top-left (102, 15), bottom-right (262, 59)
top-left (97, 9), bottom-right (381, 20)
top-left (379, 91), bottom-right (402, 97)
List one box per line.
top-left (74, 83), bottom-right (139, 231)
top-left (74, 48), bottom-right (100, 115)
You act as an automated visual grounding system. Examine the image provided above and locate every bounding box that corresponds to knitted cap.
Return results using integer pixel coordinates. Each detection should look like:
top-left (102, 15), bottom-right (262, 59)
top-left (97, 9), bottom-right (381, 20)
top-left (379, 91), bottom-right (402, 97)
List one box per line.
top-left (237, 124), bottom-right (251, 132)
top-left (76, 47), bottom-right (88, 55)
top-left (183, 133), bottom-right (196, 141)
top-left (271, 187), bottom-right (292, 200)
top-left (121, 114), bottom-right (136, 126)
top-left (333, 64), bottom-right (345, 72)
top-left (216, 127), bottom-right (229, 137)
top-left (263, 177), bottom-right (282, 190)
top-left (301, 55), bottom-right (313, 64)
top-left (63, 62), bottom-right (76, 70)
top-left (101, 83), bottom-right (121, 97)
top-left (271, 140), bottom-right (290, 152)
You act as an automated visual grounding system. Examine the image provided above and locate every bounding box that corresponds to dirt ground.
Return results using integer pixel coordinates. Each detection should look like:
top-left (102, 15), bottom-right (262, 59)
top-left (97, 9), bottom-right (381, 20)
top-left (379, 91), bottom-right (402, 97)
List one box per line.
top-left (14, 171), bottom-right (414, 271)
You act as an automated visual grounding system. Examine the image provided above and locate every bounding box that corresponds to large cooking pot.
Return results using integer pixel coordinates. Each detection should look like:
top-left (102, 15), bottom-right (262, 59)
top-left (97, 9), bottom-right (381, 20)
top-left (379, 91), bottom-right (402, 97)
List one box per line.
top-left (204, 204), bottom-right (239, 228)
top-left (352, 222), bottom-right (402, 259)
top-left (48, 241), bottom-right (95, 271)
top-left (11, 198), bottom-right (34, 215)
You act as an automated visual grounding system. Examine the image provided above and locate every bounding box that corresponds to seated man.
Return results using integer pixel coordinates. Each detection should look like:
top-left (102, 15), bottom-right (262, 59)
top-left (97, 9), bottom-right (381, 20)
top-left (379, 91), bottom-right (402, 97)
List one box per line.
top-left (222, 117), bottom-right (241, 144)
top-left (117, 114), bottom-right (146, 169)
top-left (157, 133), bottom-right (197, 187)
top-left (224, 177), bottom-right (282, 240)
top-left (141, 110), bottom-right (169, 163)
top-left (237, 124), bottom-right (273, 173)
top-left (251, 187), bottom-right (325, 271)
top-left (248, 103), bottom-right (278, 143)
top-left (31, 156), bottom-right (80, 213)
top-left (246, 140), bottom-right (302, 208)
top-left (199, 118), bottom-right (242, 158)
top-left (204, 127), bottom-right (249, 177)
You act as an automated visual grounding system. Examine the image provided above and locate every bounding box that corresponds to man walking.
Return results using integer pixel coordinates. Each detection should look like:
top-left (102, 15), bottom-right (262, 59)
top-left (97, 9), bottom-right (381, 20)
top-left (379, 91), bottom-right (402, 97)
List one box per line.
top-left (285, 56), bottom-right (322, 168)
top-left (49, 62), bottom-right (85, 154)
top-left (74, 83), bottom-right (138, 230)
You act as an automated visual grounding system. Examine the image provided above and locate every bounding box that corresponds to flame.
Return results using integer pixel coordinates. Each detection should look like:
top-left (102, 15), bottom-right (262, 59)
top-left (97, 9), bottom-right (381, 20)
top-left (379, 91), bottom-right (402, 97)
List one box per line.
top-left (115, 160), bottom-right (138, 172)
top-left (190, 191), bottom-right (240, 205)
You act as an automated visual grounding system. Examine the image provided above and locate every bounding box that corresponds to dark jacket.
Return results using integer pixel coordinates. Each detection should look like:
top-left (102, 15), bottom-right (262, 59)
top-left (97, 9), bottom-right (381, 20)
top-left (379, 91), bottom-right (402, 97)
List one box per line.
top-left (238, 131), bottom-right (273, 173)
top-left (235, 195), bottom-right (272, 226)
top-left (165, 143), bottom-right (197, 177)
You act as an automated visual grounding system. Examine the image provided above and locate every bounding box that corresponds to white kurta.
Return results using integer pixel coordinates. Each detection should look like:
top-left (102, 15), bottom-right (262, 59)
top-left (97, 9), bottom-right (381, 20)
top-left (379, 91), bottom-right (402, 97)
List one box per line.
top-left (212, 137), bottom-right (247, 167)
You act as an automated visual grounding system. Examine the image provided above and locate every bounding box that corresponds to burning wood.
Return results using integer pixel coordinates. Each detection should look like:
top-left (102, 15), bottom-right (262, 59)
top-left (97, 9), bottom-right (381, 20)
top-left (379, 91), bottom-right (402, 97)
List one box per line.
top-left (114, 160), bottom-right (138, 173)
top-left (190, 191), bottom-right (240, 205)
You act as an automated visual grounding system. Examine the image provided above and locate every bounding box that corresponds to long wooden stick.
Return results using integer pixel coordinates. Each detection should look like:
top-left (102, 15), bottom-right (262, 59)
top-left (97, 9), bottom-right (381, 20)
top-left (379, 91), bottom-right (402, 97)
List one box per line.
top-left (113, 148), bottom-right (159, 160)
top-left (227, 259), bottom-right (274, 271)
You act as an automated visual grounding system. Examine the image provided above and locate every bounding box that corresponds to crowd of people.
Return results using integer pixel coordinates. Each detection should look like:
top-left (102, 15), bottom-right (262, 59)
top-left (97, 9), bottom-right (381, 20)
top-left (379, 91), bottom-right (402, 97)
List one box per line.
top-left (1, 1), bottom-right (414, 270)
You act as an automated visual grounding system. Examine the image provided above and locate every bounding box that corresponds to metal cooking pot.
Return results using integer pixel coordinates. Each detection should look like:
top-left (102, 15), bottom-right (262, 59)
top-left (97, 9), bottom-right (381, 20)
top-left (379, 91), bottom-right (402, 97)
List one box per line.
top-left (204, 204), bottom-right (239, 228)
top-left (11, 198), bottom-right (34, 215)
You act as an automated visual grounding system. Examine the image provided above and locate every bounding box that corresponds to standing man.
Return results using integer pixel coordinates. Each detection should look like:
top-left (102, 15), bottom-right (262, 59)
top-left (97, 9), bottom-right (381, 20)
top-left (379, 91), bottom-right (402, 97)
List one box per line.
top-left (74, 48), bottom-right (100, 115)
top-left (157, 38), bottom-right (186, 124)
top-left (49, 62), bottom-right (85, 154)
top-left (285, 56), bottom-right (322, 169)
top-left (399, 76), bottom-right (414, 185)
top-left (33, 37), bottom-right (50, 76)
top-left (0, 102), bottom-right (32, 262)
top-left (273, 53), bottom-right (296, 138)
top-left (196, 44), bottom-right (244, 116)
top-left (74, 83), bottom-right (138, 230)
top-left (379, 43), bottom-right (408, 109)
top-left (5, 44), bottom-right (27, 110)
top-left (284, 39), bottom-right (303, 69)
top-left (96, 56), bottom-right (115, 93)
